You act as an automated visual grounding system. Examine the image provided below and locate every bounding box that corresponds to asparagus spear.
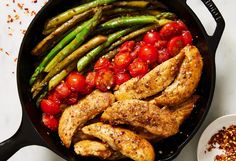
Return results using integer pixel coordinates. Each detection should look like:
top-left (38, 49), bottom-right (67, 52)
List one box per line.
top-left (103, 48), bottom-right (118, 59)
top-left (32, 35), bottom-right (107, 98)
top-left (113, 1), bottom-right (150, 8)
top-left (105, 19), bottom-right (172, 52)
top-left (42, 27), bottom-right (57, 35)
top-left (99, 12), bottom-right (175, 30)
top-left (44, 9), bottom-right (102, 73)
top-left (77, 26), bottom-right (139, 72)
top-left (32, 10), bottom-right (94, 56)
top-left (29, 20), bottom-right (93, 85)
top-left (44, 0), bottom-right (118, 31)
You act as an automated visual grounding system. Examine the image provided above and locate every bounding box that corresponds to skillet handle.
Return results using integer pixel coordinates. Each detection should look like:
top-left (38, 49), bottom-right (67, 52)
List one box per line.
top-left (201, 0), bottom-right (225, 54)
top-left (0, 114), bottom-right (45, 160)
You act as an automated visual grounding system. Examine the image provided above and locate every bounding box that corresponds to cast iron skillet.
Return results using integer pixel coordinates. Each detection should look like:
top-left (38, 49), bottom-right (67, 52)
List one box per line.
top-left (0, 0), bottom-right (225, 160)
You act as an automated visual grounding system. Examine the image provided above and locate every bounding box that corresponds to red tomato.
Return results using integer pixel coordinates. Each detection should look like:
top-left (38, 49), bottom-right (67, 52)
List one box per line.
top-left (119, 41), bottom-right (135, 53)
top-left (115, 72), bottom-right (131, 85)
top-left (42, 113), bottom-right (59, 131)
top-left (182, 31), bottom-right (193, 45)
top-left (167, 36), bottom-right (185, 57)
top-left (114, 52), bottom-right (132, 69)
top-left (128, 58), bottom-right (149, 78)
top-left (80, 84), bottom-right (93, 95)
top-left (143, 31), bottom-right (161, 45)
top-left (177, 20), bottom-right (188, 31)
top-left (54, 82), bottom-right (71, 100)
top-left (157, 49), bottom-right (171, 64)
top-left (86, 72), bottom-right (96, 88)
top-left (113, 66), bottom-right (127, 74)
top-left (95, 69), bottom-right (115, 92)
top-left (130, 42), bottom-right (145, 60)
top-left (63, 92), bottom-right (78, 105)
top-left (94, 57), bottom-right (111, 71)
top-left (40, 99), bottom-right (61, 115)
top-left (66, 72), bottom-right (86, 92)
top-left (138, 44), bottom-right (158, 64)
top-left (155, 40), bottom-right (168, 50)
top-left (160, 22), bottom-right (182, 40)
top-left (48, 92), bottom-right (61, 105)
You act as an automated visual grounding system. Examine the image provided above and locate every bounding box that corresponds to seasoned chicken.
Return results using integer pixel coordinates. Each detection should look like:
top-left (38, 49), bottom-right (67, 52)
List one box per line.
top-left (150, 45), bottom-right (203, 106)
top-left (101, 95), bottom-right (199, 138)
top-left (72, 130), bottom-right (95, 144)
top-left (82, 122), bottom-right (155, 161)
top-left (74, 140), bottom-right (113, 159)
top-left (114, 51), bottom-right (185, 100)
top-left (58, 90), bottom-right (115, 148)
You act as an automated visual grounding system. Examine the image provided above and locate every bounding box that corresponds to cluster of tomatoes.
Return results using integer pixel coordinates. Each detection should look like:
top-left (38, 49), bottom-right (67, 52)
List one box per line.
top-left (40, 20), bottom-right (193, 131)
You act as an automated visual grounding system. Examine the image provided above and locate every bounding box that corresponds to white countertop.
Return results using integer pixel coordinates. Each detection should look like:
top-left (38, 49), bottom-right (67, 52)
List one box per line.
top-left (0, 0), bottom-right (235, 161)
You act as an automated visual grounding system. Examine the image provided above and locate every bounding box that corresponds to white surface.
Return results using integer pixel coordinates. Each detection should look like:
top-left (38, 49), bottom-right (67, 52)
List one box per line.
top-left (0, 0), bottom-right (235, 161)
top-left (197, 115), bottom-right (236, 161)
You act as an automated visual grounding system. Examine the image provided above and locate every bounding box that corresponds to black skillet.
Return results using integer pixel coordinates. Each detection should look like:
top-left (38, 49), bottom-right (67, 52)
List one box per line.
top-left (0, 0), bottom-right (225, 160)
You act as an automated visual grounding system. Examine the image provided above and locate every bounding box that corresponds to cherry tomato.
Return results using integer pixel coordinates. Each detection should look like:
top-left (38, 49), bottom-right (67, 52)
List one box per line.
top-left (48, 92), bottom-right (61, 105)
top-left (94, 57), bottom-right (111, 71)
top-left (182, 31), bottom-right (193, 45)
top-left (54, 82), bottom-right (71, 100)
top-left (113, 66), bottom-right (127, 74)
top-left (155, 40), bottom-right (168, 50)
top-left (167, 36), bottom-right (185, 57)
top-left (66, 71), bottom-right (86, 92)
top-left (95, 68), bottom-right (115, 92)
top-left (80, 84), bottom-right (93, 95)
top-left (160, 22), bottom-right (182, 40)
top-left (42, 113), bottom-right (59, 131)
top-left (177, 20), bottom-right (188, 31)
top-left (40, 99), bottom-right (61, 115)
top-left (143, 31), bottom-right (161, 45)
top-left (128, 58), bottom-right (149, 78)
top-left (63, 92), bottom-right (78, 105)
top-left (115, 72), bottom-right (131, 85)
top-left (157, 48), bottom-right (171, 64)
top-left (138, 44), bottom-right (158, 64)
top-left (119, 41), bottom-right (135, 53)
top-left (130, 42), bottom-right (145, 60)
top-left (114, 52), bottom-right (132, 69)
top-left (86, 72), bottom-right (96, 88)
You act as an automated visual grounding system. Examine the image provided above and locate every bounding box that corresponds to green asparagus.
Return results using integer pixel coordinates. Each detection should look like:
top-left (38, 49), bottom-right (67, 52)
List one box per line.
top-left (113, 1), bottom-right (150, 8)
top-left (44, 0), bottom-right (118, 31)
top-left (44, 9), bottom-right (102, 73)
top-left (77, 26), bottom-right (139, 72)
top-left (32, 35), bottom-right (107, 98)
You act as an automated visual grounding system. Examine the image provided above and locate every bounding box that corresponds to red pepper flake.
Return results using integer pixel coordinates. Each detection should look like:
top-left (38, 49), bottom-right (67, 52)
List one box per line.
top-left (30, 10), bottom-right (37, 16)
top-left (6, 4), bottom-right (9, 7)
top-left (207, 125), bottom-right (236, 161)
top-left (13, 0), bottom-right (15, 3)
top-left (14, 58), bottom-right (18, 63)
top-left (32, 0), bottom-right (37, 3)
top-left (8, 33), bottom-right (13, 36)
top-left (5, 51), bottom-right (10, 56)
top-left (0, 48), bottom-right (3, 52)
top-left (19, 21), bottom-right (22, 25)
top-left (13, 9), bottom-right (16, 13)
top-left (17, 3), bottom-right (24, 10)
top-left (20, 29), bottom-right (26, 35)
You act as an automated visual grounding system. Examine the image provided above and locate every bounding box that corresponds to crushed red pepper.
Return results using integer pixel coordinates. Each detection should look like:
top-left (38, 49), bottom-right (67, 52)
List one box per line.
top-left (207, 125), bottom-right (236, 161)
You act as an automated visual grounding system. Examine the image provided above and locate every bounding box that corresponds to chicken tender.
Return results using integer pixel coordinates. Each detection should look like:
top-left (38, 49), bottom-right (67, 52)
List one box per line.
top-left (82, 122), bottom-right (155, 161)
top-left (114, 51), bottom-right (185, 100)
top-left (74, 140), bottom-right (113, 159)
top-left (101, 95), bottom-right (199, 138)
top-left (58, 90), bottom-right (115, 148)
top-left (150, 45), bottom-right (203, 106)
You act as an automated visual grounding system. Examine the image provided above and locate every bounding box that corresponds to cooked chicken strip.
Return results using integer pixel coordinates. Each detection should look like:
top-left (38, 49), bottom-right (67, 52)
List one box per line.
top-left (101, 95), bottom-right (199, 138)
top-left (114, 51), bottom-right (185, 100)
top-left (82, 123), bottom-right (155, 161)
top-left (74, 140), bottom-right (113, 159)
top-left (58, 90), bottom-right (115, 148)
top-left (72, 130), bottom-right (95, 144)
top-left (150, 45), bottom-right (203, 106)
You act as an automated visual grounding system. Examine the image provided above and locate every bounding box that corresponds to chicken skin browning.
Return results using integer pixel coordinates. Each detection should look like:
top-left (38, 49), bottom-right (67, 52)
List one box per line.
top-left (150, 45), bottom-right (203, 106)
top-left (82, 122), bottom-right (155, 161)
top-left (58, 90), bottom-right (115, 148)
top-left (101, 95), bottom-right (199, 138)
top-left (114, 51), bottom-right (185, 101)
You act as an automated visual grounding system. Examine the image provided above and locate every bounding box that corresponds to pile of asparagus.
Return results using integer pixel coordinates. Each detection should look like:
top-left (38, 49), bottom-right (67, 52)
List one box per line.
top-left (30, 0), bottom-right (176, 101)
